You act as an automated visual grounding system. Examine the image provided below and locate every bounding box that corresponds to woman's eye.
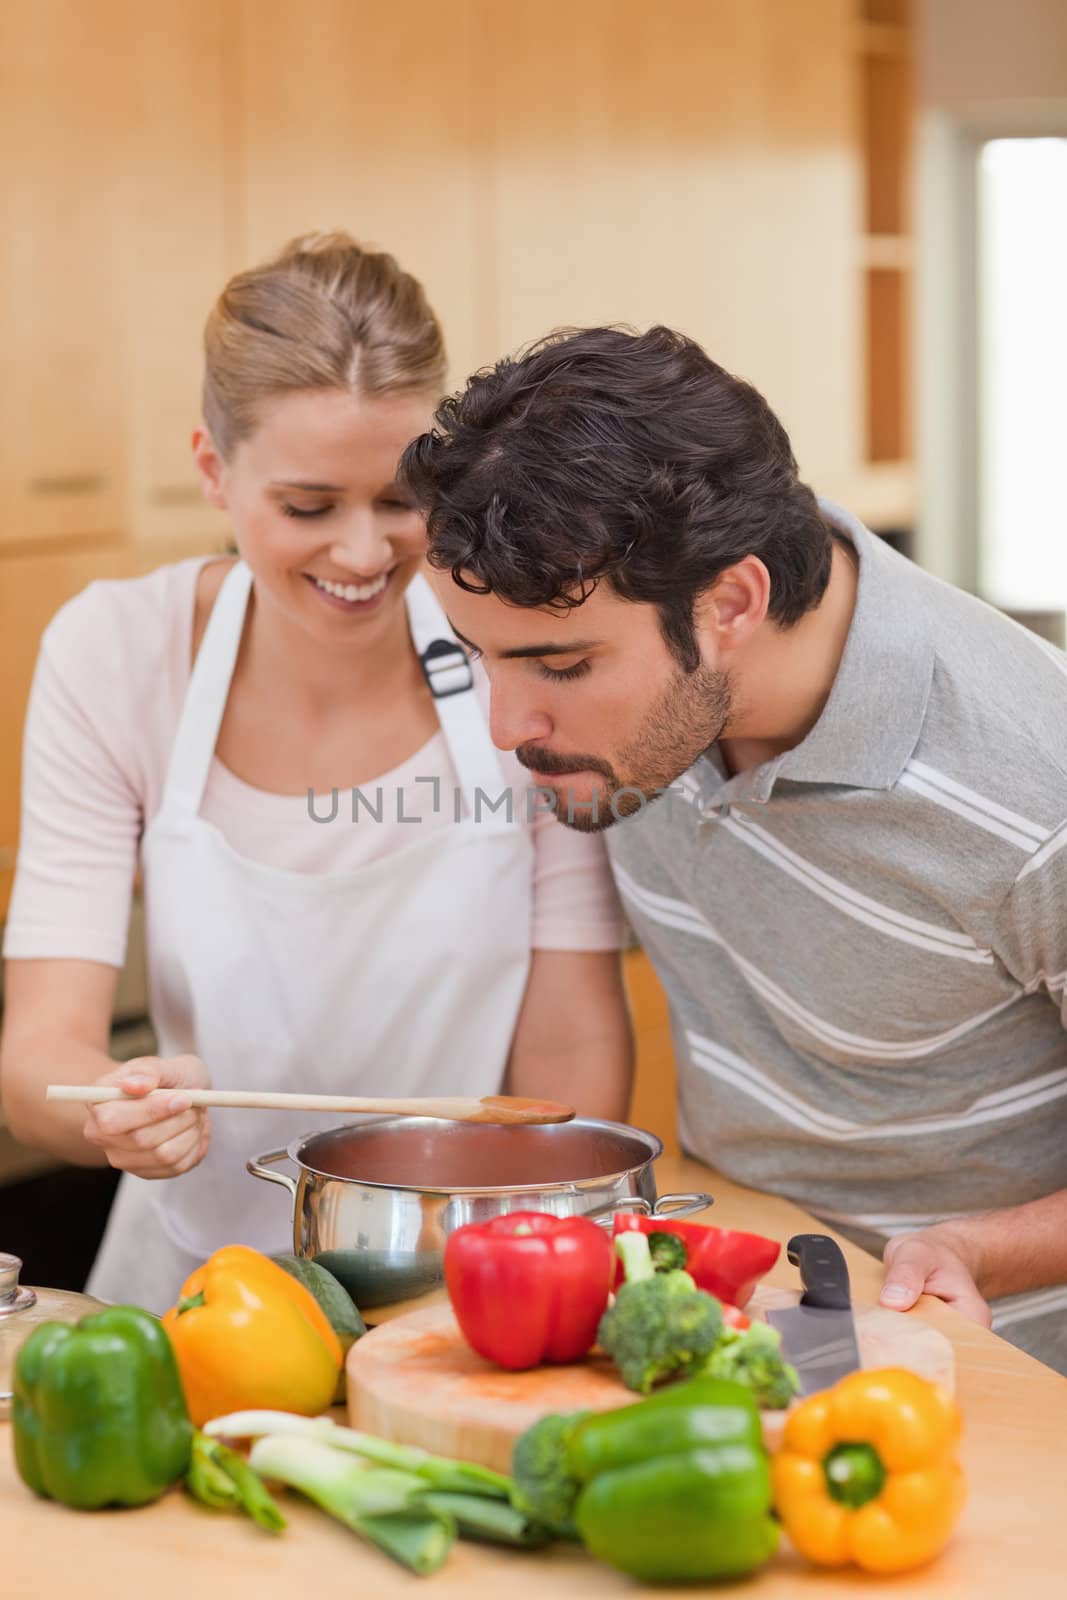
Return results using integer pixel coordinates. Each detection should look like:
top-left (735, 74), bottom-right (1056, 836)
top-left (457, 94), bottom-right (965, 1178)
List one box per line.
top-left (281, 502), bottom-right (332, 519)
top-left (536, 659), bottom-right (591, 683)
top-left (378, 497), bottom-right (415, 512)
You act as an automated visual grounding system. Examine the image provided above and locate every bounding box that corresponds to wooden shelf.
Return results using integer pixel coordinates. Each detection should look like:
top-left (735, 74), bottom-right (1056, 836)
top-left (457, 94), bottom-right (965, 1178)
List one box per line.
top-left (866, 267), bottom-right (911, 461)
top-left (861, 50), bottom-right (911, 235)
top-left (853, 0), bottom-right (913, 480)
top-left (857, 0), bottom-right (911, 28)
top-left (840, 462), bottom-right (917, 532)
top-left (861, 233), bottom-right (914, 269)
top-left (852, 21), bottom-right (909, 58)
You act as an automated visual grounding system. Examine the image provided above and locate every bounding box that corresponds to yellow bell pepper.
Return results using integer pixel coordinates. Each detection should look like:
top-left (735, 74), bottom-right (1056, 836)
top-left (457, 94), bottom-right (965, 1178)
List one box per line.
top-left (162, 1246), bottom-right (343, 1427)
top-left (771, 1367), bottom-right (965, 1574)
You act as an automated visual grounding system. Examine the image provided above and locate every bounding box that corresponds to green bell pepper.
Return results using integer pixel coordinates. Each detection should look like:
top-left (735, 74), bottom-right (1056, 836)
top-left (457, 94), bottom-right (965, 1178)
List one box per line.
top-left (13, 1305), bottom-right (193, 1510)
top-left (569, 1376), bottom-right (779, 1583)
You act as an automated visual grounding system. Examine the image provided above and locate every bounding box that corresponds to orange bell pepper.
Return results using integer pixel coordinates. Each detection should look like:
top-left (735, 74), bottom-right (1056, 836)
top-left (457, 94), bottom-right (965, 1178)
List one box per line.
top-left (771, 1367), bottom-right (965, 1574)
top-left (162, 1245), bottom-right (343, 1427)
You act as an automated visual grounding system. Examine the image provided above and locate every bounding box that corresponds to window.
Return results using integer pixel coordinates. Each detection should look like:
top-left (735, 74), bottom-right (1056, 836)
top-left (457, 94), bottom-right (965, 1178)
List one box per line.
top-left (978, 138), bottom-right (1067, 610)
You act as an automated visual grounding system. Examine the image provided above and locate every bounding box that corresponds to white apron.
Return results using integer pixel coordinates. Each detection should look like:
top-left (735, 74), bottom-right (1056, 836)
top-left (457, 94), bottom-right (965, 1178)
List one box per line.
top-left (88, 564), bottom-right (532, 1311)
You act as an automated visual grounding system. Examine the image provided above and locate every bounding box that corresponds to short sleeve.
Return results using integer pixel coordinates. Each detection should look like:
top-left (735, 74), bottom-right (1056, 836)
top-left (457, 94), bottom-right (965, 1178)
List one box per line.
top-left (2, 602), bottom-right (143, 967)
top-left (528, 805), bottom-right (629, 952)
top-left (990, 825), bottom-right (1067, 1028)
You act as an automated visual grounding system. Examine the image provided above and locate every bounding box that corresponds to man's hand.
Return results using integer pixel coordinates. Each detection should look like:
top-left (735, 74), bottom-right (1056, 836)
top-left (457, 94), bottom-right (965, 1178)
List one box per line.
top-left (880, 1225), bottom-right (993, 1327)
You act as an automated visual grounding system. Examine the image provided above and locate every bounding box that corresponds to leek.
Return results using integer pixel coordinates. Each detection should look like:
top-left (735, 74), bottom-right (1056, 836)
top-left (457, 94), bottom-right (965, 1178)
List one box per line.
top-left (419, 1491), bottom-right (552, 1547)
top-left (208, 1410), bottom-right (512, 1497)
top-left (248, 1435), bottom-right (453, 1575)
top-left (187, 1431), bottom-right (286, 1533)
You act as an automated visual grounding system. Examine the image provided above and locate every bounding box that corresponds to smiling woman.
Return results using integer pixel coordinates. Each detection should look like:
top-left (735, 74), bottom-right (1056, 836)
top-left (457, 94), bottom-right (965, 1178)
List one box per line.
top-left (0, 234), bottom-right (633, 1313)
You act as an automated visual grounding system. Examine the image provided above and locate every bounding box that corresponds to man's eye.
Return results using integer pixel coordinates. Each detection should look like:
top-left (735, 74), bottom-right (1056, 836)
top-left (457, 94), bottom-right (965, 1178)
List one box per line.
top-left (536, 659), bottom-right (591, 683)
top-left (281, 502), bottom-right (332, 519)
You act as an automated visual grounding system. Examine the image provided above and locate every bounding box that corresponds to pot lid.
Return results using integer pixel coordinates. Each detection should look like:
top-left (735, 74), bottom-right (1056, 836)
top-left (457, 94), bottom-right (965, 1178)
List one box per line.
top-left (0, 1254), bottom-right (107, 1411)
top-left (0, 1254), bottom-right (37, 1316)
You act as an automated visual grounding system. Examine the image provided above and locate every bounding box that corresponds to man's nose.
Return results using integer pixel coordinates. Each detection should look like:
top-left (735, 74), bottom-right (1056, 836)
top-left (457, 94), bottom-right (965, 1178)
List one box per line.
top-left (489, 680), bottom-right (552, 753)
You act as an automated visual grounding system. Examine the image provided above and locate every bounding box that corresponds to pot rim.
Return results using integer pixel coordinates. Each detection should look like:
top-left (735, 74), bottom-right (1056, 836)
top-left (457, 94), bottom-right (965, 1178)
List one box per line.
top-left (282, 1115), bottom-right (665, 1197)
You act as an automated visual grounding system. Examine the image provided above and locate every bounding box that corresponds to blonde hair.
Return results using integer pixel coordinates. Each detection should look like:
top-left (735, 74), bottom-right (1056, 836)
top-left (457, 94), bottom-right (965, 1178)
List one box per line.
top-left (202, 231), bottom-right (446, 457)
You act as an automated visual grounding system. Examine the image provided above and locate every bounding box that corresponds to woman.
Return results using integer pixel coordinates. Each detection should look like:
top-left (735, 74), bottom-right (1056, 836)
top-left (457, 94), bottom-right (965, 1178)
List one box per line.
top-left (0, 234), bottom-right (633, 1311)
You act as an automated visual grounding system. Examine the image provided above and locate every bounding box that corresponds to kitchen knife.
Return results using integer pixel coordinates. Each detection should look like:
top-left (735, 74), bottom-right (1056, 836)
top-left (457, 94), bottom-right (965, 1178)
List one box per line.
top-left (764, 1233), bottom-right (862, 1396)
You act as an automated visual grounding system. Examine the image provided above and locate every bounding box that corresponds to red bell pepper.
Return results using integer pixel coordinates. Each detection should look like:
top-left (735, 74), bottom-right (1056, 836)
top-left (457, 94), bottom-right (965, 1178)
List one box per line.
top-left (612, 1215), bottom-right (780, 1308)
top-left (444, 1211), bottom-right (615, 1370)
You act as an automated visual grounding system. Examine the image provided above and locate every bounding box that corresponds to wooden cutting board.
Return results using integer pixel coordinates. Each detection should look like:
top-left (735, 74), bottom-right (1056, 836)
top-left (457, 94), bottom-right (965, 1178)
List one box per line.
top-left (346, 1285), bottom-right (955, 1472)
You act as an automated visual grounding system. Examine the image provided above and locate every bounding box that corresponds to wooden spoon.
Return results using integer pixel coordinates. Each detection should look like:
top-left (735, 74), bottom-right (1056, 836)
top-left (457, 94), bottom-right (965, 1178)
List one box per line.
top-left (45, 1086), bottom-right (575, 1126)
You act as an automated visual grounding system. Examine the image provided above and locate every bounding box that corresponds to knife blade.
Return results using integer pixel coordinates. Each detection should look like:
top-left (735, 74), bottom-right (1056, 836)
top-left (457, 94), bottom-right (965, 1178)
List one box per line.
top-left (764, 1233), bottom-right (862, 1396)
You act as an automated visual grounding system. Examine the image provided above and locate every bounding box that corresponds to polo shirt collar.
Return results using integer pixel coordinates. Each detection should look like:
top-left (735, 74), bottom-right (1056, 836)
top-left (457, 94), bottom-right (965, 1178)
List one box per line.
top-left (698, 500), bottom-right (934, 805)
top-left (771, 499), bottom-right (934, 791)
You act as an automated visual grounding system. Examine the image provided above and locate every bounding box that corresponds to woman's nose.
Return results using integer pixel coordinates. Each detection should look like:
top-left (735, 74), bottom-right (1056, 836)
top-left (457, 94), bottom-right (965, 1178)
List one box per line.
top-left (329, 509), bottom-right (392, 576)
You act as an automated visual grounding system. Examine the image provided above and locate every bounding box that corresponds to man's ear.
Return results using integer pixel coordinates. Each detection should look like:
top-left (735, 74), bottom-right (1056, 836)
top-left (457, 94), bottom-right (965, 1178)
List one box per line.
top-left (191, 427), bottom-right (228, 511)
top-left (695, 555), bottom-right (771, 659)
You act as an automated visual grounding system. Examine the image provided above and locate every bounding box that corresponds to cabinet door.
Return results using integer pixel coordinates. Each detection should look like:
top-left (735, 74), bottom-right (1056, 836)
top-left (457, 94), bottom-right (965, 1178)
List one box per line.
top-left (0, 1), bottom-right (231, 550)
top-left (114, 0), bottom-right (232, 547)
top-left (0, 0), bottom-right (129, 544)
top-left (482, 0), bottom-right (859, 491)
top-left (234, 0), bottom-right (486, 387)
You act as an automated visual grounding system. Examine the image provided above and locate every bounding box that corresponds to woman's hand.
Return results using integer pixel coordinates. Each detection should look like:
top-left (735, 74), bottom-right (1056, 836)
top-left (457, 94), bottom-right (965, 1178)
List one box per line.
top-left (82, 1055), bottom-right (212, 1179)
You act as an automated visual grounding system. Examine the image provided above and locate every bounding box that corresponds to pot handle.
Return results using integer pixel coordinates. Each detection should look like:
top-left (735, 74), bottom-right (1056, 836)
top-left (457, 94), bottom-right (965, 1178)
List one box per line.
top-left (586, 1190), bottom-right (714, 1227)
top-left (649, 1191), bottom-right (714, 1219)
top-left (246, 1148), bottom-right (298, 1198)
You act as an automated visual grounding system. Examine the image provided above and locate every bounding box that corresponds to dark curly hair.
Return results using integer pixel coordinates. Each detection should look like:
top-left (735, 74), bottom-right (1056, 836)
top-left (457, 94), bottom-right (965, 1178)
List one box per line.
top-left (399, 325), bottom-right (834, 671)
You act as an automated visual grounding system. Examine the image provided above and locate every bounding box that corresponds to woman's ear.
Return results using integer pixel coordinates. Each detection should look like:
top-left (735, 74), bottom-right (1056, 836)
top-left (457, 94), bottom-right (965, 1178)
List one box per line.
top-left (191, 427), bottom-right (228, 510)
top-left (695, 555), bottom-right (771, 660)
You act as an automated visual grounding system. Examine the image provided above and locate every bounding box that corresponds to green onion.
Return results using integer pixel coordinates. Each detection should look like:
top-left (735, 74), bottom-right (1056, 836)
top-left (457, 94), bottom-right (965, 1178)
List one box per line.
top-left (248, 1435), bottom-right (453, 1575)
top-left (186, 1431), bottom-right (286, 1533)
top-left (207, 1410), bottom-right (512, 1497)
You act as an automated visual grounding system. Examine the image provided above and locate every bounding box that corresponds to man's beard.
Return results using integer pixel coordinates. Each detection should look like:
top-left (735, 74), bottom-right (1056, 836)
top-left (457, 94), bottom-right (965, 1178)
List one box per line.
top-left (517, 663), bottom-right (733, 833)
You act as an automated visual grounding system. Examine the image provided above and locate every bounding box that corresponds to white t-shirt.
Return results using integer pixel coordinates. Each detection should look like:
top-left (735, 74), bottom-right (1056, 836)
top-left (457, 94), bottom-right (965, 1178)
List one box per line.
top-left (4, 558), bottom-right (627, 967)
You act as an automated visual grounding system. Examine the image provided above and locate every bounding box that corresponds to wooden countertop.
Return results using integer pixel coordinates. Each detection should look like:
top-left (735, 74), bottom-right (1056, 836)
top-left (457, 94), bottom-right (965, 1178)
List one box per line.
top-left (3, 1153), bottom-right (1066, 1597)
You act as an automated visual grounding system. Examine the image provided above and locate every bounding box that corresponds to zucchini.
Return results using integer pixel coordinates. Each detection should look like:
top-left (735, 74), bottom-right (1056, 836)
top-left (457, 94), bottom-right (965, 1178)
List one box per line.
top-left (272, 1254), bottom-right (367, 1400)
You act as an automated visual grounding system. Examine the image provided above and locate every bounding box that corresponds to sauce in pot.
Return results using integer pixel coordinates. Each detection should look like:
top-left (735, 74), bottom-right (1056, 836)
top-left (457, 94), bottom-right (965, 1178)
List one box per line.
top-left (295, 1119), bottom-right (657, 1190)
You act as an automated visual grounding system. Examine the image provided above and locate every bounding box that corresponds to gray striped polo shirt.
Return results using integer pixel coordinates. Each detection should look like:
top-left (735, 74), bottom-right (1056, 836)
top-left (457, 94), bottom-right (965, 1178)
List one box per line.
top-left (606, 501), bottom-right (1067, 1372)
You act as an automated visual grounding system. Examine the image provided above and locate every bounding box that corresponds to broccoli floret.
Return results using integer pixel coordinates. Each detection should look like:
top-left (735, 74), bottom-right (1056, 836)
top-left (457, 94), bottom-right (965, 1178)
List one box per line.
top-left (614, 1229), bottom-right (657, 1283)
top-left (701, 1321), bottom-right (800, 1410)
top-left (598, 1272), bottom-right (724, 1394)
top-left (647, 1231), bottom-right (688, 1273)
top-left (510, 1411), bottom-right (590, 1538)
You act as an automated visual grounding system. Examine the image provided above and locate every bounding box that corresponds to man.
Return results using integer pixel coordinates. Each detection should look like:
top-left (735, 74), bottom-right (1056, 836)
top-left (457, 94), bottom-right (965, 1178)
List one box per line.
top-left (400, 325), bottom-right (1067, 1372)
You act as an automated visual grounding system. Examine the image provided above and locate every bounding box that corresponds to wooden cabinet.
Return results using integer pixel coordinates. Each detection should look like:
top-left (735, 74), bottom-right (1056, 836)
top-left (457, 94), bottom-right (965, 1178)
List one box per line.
top-left (0, 2), bottom-right (129, 545)
top-left (0, 0), bottom-right (917, 546)
top-left (0, 0), bottom-right (231, 551)
top-left (853, 0), bottom-right (915, 523)
top-left (112, 1), bottom-right (232, 546)
top-left (234, 0), bottom-right (487, 390)
top-left (482, 0), bottom-right (861, 499)
top-left (0, 0), bottom-right (231, 912)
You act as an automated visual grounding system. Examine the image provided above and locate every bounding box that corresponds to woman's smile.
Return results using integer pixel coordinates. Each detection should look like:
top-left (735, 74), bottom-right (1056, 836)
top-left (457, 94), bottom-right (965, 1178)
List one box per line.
top-left (303, 568), bottom-right (393, 615)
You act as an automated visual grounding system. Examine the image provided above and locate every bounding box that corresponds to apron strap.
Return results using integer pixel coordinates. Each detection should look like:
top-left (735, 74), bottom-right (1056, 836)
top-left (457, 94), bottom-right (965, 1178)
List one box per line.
top-left (405, 571), bottom-right (516, 826)
top-left (159, 560), bottom-right (253, 820)
top-left (159, 563), bottom-right (513, 828)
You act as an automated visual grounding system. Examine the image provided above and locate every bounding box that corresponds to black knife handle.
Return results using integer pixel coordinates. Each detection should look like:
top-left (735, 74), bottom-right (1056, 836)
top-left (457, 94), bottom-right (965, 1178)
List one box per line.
top-left (786, 1234), bottom-right (853, 1311)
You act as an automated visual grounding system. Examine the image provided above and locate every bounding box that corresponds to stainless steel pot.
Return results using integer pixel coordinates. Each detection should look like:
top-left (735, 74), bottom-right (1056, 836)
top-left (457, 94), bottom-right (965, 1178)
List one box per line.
top-left (248, 1117), bottom-right (712, 1308)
